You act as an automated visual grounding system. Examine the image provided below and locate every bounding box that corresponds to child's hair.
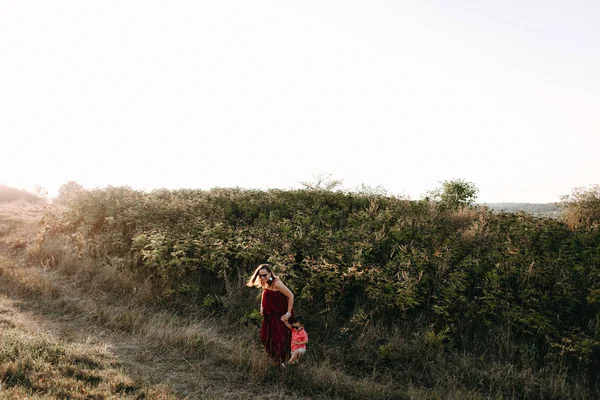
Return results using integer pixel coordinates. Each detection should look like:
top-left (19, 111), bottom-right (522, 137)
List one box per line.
top-left (289, 315), bottom-right (303, 325)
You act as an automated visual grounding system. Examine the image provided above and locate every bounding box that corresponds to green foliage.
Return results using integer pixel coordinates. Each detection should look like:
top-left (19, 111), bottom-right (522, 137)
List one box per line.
top-left (35, 185), bottom-right (600, 396)
top-left (54, 181), bottom-right (85, 205)
top-left (427, 179), bottom-right (479, 209)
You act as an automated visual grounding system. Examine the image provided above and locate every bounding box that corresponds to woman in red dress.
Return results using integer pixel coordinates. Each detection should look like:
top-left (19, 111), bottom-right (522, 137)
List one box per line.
top-left (247, 263), bottom-right (294, 365)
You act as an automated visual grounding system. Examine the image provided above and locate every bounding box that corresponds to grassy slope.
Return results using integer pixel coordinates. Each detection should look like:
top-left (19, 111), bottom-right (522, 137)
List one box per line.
top-left (0, 202), bottom-right (175, 399)
top-left (1, 203), bottom-right (400, 399)
top-left (5, 200), bottom-right (574, 399)
top-left (0, 291), bottom-right (175, 399)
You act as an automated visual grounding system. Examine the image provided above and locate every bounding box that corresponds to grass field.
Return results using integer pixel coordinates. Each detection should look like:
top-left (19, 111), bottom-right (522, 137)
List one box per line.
top-left (1, 199), bottom-right (592, 399)
top-left (1, 202), bottom-right (404, 399)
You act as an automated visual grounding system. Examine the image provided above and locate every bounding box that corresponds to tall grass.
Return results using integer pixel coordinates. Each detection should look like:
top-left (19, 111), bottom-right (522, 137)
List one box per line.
top-left (0, 290), bottom-right (176, 399)
top-left (0, 201), bottom-right (47, 251)
top-left (24, 236), bottom-right (588, 399)
top-left (7, 189), bottom-right (600, 399)
top-left (6, 225), bottom-right (406, 398)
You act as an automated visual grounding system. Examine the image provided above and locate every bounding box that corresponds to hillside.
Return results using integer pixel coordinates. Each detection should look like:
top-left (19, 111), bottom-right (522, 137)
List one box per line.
top-left (1, 187), bottom-right (599, 399)
top-left (0, 201), bottom-right (391, 399)
top-left (482, 202), bottom-right (561, 217)
top-left (33, 187), bottom-right (600, 398)
top-left (0, 184), bottom-right (43, 203)
top-left (0, 202), bottom-right (176, 398)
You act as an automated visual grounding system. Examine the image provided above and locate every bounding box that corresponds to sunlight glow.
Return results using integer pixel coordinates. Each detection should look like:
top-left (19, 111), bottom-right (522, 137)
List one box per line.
top-left (1, 1), bottom-right (598, 202)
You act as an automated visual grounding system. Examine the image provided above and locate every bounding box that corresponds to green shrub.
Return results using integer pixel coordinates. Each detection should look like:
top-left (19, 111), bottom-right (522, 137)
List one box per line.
top-left (34, 186), bottom-right (600, 397)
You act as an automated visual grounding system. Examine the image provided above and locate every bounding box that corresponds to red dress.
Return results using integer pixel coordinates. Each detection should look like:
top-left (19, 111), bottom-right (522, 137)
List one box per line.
top-left (261, 288), bottom-right (293, 363)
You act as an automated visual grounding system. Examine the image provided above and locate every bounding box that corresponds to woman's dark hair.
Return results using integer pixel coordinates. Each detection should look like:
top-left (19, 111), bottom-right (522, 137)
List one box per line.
top-left (246, 263), bottom-right (277, 288)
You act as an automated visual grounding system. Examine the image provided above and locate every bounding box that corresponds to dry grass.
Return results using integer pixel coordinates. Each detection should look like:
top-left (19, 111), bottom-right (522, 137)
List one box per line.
top-left (0, 206), bottom-right (310, 398)
top-left (0, 293), bottom-right (176, 399)
top-left (1, 241), bottom-right (403, 398)
top-left (445, 206), bottom-right (485, 229)
top-left (0, 201), bottom-right (47, 251)
top-left (2, 202), bottom-right (591, 399)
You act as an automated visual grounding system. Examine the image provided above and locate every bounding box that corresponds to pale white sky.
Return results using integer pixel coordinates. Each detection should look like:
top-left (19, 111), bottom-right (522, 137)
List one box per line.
top-left (1, 1), bottom-right (598, 202)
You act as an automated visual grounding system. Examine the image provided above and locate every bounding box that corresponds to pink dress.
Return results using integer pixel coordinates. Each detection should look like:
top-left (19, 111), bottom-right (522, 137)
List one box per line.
top-left (260, 288), bottom-right (293, 363)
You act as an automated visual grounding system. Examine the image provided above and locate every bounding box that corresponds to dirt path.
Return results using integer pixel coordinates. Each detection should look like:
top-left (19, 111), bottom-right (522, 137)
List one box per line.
top-left (0, 203), bottom-right (325, 399)
top-left (0, 247), bottom-right (304, 399)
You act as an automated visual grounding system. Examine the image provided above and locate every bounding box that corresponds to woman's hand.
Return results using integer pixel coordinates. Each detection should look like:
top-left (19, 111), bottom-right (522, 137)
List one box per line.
top-left (281, 312), bottom-right (291, 321)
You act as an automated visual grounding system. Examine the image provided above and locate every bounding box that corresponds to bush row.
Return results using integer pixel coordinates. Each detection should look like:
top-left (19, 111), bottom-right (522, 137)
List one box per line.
top-left (37, 186), bottom-right (600, 388)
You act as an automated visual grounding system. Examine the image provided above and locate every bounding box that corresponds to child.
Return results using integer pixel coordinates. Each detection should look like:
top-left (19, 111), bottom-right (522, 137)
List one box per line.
top-left (282, 315), bottom-right (308, 365)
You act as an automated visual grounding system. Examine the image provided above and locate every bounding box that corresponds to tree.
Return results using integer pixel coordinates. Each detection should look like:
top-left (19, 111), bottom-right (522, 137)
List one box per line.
top-left (33, 185), bottom-right (49, 203)
top-left (351, 183), bottom-right (389, 197)
top-left (426, 179), bottom-right (479, 209)
top-left (560, 184), bottom-right (600, 229)
top-left (300, 173), bottom-right (343, 191)
top-left (55, 181), bottom-right (85, 204)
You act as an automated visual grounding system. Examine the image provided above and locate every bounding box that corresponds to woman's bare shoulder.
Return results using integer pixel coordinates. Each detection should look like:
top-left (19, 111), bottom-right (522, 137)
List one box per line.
top-left (271, 278), bottom-right (286, 291)
top-left (273, 278), bottom-right (294, 295)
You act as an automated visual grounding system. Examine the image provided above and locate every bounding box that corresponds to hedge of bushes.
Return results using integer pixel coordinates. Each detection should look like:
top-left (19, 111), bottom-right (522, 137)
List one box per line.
top-left (37, 186), bottom-right (600, 392)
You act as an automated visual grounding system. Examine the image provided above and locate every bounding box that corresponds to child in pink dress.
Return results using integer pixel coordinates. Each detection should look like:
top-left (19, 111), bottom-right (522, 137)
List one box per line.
top-left (281, 315), bottom-right (308, 365)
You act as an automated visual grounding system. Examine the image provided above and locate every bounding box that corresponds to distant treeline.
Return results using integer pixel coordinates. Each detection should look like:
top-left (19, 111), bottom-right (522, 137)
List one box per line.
top-left (482, 202), bottom-right (561, 217)
top-left (0, 184), bottom-right (42, 203)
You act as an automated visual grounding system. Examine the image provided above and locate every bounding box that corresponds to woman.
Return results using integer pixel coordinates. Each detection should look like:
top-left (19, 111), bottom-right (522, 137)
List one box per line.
top-left (247, 263), bottom-right (294, 365)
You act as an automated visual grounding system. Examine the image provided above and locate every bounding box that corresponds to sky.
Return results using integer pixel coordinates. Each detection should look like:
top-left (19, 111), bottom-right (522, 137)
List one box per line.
top-left (1, 1), bottom-right (598, 203)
